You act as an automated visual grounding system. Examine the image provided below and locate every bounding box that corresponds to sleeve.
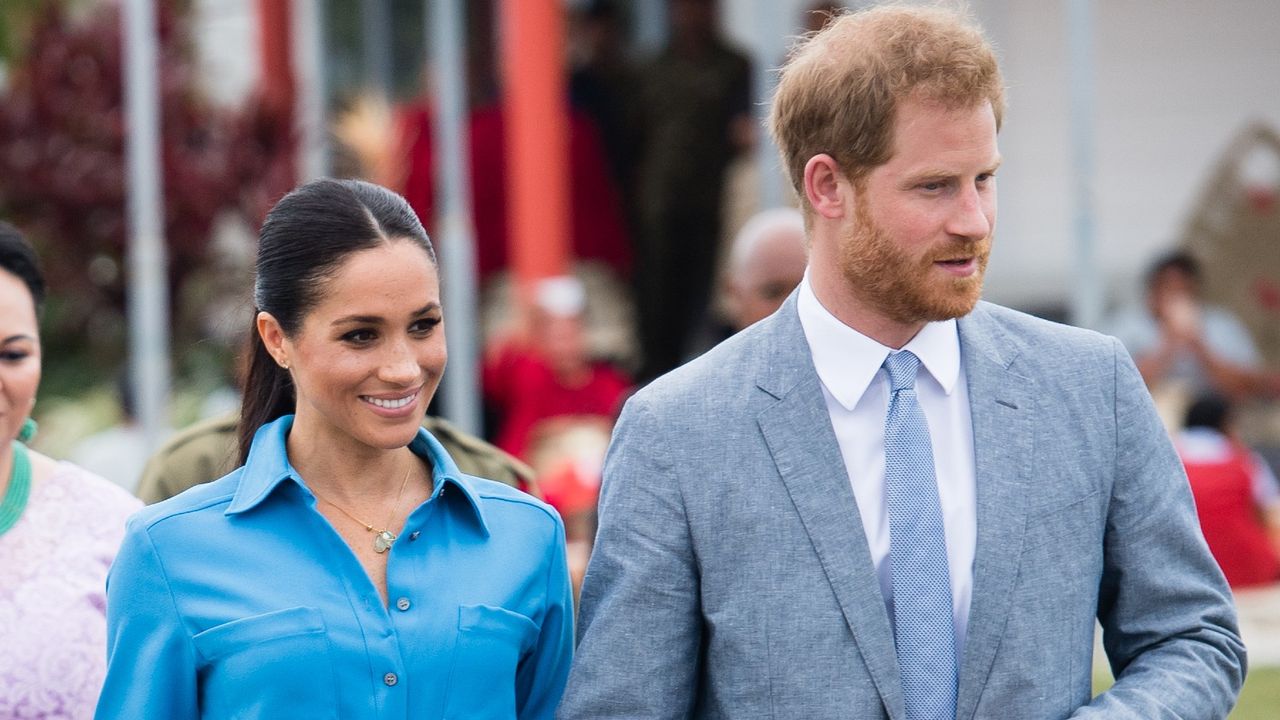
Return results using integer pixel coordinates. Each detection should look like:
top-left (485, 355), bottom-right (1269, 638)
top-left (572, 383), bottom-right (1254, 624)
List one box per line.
top-left (555, 396), bottom-right (703, 720)
top-left (1248, 450), bottom-right (1280, 508)
top-left (1072, 338), bottom-right (1246, 719)
top-left (95, 518), bottom-right (199, 718)
top-left (515, 512), bottom-right (575, 719)
top-left (1207, 309), bottom-right (1261, 367)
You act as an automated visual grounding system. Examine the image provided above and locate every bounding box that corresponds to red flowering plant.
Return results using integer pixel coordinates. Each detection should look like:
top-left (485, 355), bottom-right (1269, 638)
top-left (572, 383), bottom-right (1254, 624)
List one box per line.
top-left (0, 2), bottom-right (293, 397)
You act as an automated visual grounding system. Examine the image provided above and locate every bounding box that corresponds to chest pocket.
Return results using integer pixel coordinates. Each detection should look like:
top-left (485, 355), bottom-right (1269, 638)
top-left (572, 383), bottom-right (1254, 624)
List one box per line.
top-left (1022, 490), bottom-right (1102, 554)
top-left (444, 604), bottom-right (539, 719)
top-left (192, 606), bottom-right (338, 719)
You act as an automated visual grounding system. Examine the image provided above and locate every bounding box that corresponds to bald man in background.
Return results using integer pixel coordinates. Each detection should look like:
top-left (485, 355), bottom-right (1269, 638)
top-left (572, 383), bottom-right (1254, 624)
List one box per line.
top-left (725, 207), bottom-right (809, 330)
top-left (684, 207), bottom-right (809, 360)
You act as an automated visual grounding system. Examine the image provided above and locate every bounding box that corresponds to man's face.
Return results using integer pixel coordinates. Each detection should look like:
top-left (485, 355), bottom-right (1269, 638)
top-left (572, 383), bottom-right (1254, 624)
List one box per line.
top-left (837, 96), bottom-right (1000, 326)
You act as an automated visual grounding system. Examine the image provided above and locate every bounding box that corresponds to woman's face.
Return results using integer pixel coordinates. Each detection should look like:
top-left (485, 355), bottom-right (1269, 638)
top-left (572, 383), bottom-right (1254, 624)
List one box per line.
top-left (262, 239), bottom-right (446, 454)
top-left (0, 269), bottom-right (40, 445)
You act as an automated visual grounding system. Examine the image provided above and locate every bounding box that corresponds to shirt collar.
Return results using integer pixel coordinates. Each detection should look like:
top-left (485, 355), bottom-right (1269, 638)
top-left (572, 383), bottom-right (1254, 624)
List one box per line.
top-left (797, 274), bottom-right (961, 411)
top-left (227, 414), bottom-right (490, 537)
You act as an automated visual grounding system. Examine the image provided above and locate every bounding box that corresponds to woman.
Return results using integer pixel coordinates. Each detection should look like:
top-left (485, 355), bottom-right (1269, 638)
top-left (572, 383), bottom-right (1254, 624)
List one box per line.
top-left (0, 222), bottom-right (141, 718)
top-left (97, 179), bottom-right (573, 718)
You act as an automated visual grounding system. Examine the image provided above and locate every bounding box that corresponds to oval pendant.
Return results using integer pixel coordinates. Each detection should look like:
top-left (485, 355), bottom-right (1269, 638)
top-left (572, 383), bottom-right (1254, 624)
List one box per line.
top-left (373, 530), bottom-right (396, 554)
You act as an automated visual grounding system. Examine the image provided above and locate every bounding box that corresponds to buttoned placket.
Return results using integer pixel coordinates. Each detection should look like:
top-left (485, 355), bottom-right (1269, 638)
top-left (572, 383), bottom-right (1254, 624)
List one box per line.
top-left (303, 481), bottom-right (446, 719)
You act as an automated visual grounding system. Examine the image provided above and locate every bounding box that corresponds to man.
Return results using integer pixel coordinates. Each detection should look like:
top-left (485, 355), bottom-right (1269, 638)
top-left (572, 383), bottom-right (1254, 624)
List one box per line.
top-left (558, 6), bottom-right (1244, 719)
top-left (684, 207), bottom-right (808, 359)
top-left (1110, 250), bottom-right (1276, 400)
top-left (724, 206), bottom-right (809, 331)
top-left (632, 0), bottom-right (753, 381)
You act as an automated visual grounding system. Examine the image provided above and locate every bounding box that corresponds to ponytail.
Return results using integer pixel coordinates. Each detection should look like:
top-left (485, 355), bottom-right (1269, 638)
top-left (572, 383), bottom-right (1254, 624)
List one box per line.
top-left (237, 322), bottom-right (295, 464)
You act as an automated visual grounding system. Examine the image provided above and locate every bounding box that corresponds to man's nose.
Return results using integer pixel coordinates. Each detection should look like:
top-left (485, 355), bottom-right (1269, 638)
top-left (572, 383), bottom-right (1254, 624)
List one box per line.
top-left (947, 184), bottom-right (993, 241)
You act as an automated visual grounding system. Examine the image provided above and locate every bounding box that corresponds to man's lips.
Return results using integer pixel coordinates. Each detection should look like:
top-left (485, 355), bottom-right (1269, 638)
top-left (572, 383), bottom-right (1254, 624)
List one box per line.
top-left (933, 256), bottom-right (981, 277)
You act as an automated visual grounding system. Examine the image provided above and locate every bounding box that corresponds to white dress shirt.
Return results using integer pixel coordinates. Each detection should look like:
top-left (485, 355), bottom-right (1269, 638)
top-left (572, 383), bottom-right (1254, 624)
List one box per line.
top-left (797, 276), bottom-right (977, 659)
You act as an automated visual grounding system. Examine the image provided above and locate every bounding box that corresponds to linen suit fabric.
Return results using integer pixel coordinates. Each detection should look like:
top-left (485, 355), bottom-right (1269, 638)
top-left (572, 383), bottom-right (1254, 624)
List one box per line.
top-left (557, 295), bottom-right (1245, 720)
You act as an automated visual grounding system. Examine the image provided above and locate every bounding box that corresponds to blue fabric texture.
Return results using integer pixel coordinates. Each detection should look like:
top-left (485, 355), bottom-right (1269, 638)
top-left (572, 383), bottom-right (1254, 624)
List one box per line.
top-left (883, 350), bottom-right (957, 720)
top-left (97, 415), bottom-right (573, 719)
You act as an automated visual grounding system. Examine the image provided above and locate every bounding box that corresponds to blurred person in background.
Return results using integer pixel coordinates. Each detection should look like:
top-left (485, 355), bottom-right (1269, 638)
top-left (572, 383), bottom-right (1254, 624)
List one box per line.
top-left (569, 0), bottom-right (641, 206)
top-left (67, 372), bottom-right (149, 493)
top-left (0, 221), bottom-right (141, 717)
top-left (685, 206), bottom-right (809, 358)
top-left (483, 276), bottom-right (630, 466)
top-left (632, 0), bottom-right (753, 381)
top-left (724, 207), bottom-right (809, 331)
top-left (98, 180), bottom-right (572, 718)
top-left (483, 276), bottom-right (632, 597)
top-left (1110, 250), bottom-right (1278, 404)
top-left (1176, 394), bottom-right (1280, 588)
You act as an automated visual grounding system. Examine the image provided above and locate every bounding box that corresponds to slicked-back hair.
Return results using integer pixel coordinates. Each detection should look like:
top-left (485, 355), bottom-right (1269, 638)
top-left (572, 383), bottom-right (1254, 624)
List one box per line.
top-left (238, 178), bottom-right (436, 462)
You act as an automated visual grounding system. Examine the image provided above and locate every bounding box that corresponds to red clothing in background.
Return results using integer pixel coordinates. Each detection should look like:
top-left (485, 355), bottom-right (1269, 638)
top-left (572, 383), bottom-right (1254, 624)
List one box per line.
top-left (484, 346), bottom-right (630, 462)
top-left (1181, 441), bottom-right (1280, 588)
top-left (400, 104), bottom-right (632, 281)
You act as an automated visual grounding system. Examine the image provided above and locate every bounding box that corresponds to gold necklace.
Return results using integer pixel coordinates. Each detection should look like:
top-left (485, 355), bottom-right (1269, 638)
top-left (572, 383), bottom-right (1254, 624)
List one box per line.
top-left (311, 464), bottom-right (413, 554)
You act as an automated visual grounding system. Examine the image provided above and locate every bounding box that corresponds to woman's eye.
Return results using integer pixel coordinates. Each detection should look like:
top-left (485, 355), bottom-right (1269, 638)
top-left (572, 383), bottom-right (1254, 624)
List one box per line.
top-left (411, 318), bottom-right (441, 334)
top-left (0, 350), bottom-right (29, 363)
top-left (342, 330), bottom-right (376, 344)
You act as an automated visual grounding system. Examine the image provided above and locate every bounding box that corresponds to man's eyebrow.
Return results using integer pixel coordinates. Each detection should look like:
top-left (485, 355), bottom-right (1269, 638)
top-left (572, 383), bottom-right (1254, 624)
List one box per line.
top-left (904, 158), bottom-right (1003, 182)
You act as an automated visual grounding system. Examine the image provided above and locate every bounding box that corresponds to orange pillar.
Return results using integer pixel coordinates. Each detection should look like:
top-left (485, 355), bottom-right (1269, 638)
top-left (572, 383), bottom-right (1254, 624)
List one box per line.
top-left (501, 0), bottom-right (571, 285)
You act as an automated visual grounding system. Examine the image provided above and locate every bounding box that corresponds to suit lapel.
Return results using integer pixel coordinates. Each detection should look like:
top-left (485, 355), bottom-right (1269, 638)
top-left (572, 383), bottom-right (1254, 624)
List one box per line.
top-left (756, 299), bottom-right (906, 720)
top-left (954, 307), bottom-right (1035, 720)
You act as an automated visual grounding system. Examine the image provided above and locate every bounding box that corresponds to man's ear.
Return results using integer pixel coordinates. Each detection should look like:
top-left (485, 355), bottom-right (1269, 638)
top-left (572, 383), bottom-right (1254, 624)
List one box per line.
top-left (256, 311), bottom-right (290, 369)
top-left (803, 153), bottom-right (848, 221)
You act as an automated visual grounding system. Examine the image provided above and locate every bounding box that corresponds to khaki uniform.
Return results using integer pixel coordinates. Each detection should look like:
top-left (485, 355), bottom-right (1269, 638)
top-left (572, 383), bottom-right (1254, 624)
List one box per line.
top-left (136, 412), bottom-right (535, 505)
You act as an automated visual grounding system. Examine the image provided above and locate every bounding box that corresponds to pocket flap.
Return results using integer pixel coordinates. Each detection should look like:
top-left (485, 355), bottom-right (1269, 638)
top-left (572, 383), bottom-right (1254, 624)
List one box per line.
top-left (457, 604), bottom-right (538, 637)
top-left (193, 606), bottom-right (326, 663)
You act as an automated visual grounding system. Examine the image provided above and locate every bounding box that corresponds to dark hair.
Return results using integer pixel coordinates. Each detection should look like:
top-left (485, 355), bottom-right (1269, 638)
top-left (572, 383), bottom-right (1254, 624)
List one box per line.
top-left (0, 221), bottom-right (46, 312)
top-left (1146, 250), bottom-right (1201, 289)
top-left (1184, 394), bottom-right (1232, 433)
top-left (238, 178), bottom-right (436, 462)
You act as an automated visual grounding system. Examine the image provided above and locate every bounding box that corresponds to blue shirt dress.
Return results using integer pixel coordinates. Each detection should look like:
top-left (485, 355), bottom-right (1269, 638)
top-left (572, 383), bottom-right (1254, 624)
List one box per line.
top-left (96, 415), bottom-right (574, 719)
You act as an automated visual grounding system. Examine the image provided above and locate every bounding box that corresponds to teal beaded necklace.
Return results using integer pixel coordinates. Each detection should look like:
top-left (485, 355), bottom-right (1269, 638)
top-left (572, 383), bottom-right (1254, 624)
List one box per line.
top-left (0, 419), bottom-right (37, 536)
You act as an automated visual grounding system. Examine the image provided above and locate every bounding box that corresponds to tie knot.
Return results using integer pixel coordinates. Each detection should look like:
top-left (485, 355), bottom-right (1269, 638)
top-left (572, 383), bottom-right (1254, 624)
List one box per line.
top-left (883, 350), bottom-right (922, 393)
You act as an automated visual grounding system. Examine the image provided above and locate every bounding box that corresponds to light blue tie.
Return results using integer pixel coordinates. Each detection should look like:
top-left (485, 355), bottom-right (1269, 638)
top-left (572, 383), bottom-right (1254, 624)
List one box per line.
top-left (882, 350), bottom-right (957, 720)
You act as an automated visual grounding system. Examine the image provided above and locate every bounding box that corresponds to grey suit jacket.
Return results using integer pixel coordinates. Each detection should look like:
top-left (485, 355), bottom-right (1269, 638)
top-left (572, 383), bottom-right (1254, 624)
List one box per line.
top-left (558, 297), bottom-right (1245, 719)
